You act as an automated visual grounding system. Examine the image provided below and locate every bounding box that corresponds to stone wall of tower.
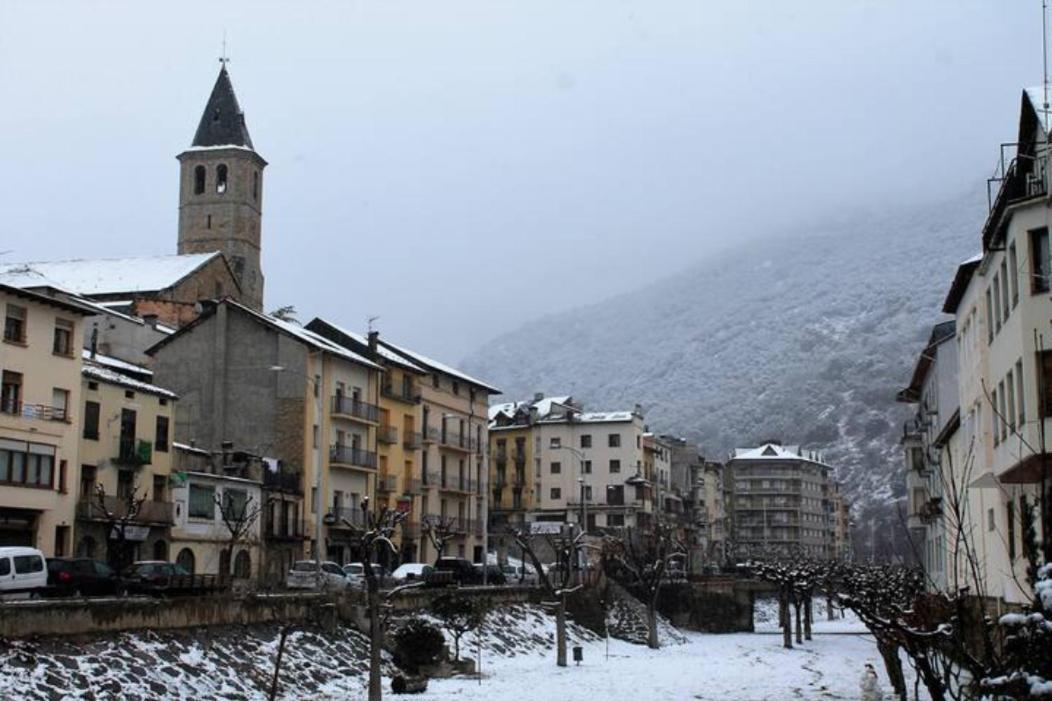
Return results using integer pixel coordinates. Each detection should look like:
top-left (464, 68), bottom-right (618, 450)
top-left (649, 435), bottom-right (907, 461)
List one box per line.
top-left (177, 147), bottom-right (266, 311)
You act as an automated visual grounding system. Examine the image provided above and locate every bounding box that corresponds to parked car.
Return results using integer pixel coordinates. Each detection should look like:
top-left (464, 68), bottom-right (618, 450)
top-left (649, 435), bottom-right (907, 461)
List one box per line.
top-left (473, 564), bottom-right (506, 585)
top-left (0, 547), bottom-right (48, 600)
top-left (501, 564), bottom-right (539, 585)
top-left (432, 557), bottom-right (482, 586)
top-left (46, 558), bottom-right (119, 597)
top-left (119, 561), bottom-right (189, 595)
top-left (286, 560), bottom-right (352, 590)
top-left (342, 562), bottom-right (366, 587)
top-left (391, 563), bottom-right (433, 582)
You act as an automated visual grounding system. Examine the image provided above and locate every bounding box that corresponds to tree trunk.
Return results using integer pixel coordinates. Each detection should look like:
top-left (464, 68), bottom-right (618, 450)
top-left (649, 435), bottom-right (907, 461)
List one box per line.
top-left (778, 593), bottom-right (787, 629)
top-left (646, 603), bottom-right (659, 649)
top-left (803, 596), bottom-right (812, 641)
top-left (793, 599), bottom-right (802, 645)
top-left (368, 580), bottom-right (383, 701)
top-left (268, 625), bottom-right (291, 701)
top-left (556, 597), bottom-right (568, 667)
top-left (781, 588), bottom-right (792, 649)
top-left (876, 638), bottom-right (906, 701)
top-left (826, 595), bottom-right (835, 621)
top-left (912, 649), bottom-right (945, 701)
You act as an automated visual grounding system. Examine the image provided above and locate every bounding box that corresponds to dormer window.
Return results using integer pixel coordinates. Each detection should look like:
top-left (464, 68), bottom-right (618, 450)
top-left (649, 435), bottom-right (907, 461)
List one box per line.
top-left (194, 165), bottom-right (206, 195)
top-left (216, 164), bottom-right (228, 194)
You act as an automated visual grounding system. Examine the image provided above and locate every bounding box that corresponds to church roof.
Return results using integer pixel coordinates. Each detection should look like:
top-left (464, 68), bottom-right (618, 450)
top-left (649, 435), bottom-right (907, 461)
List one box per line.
top-left (0, 252), bottom-right (226, 297)
top-left (191, 66), bottom-right (254, 149)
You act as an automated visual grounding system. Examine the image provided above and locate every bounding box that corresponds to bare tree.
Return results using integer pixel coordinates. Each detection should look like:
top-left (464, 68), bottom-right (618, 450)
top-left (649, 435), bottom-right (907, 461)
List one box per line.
top-left (94, 482), bottom-right (147, 572)
top-left (215, 491), bottom-right (266, 581)
top-left (601, 523), bottom-right (684, 649)
top-left (513, 527), bottom-right (583, 667)
top-left (421, 515), bottom-right (458, 561)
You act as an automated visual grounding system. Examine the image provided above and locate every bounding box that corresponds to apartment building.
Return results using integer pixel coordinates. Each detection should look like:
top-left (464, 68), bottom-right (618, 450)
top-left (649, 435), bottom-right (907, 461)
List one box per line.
top-left (896, 320), bottom-right (958, 590)
top-left (147, 299), bottom-right (382, 576)
top-left (488, 399), bottom-right (544, 540)
top-left (376, 340), bottom-right (499, 564)
top-left (727, 443), bottom-right (841, 559)
top-left (306, 319), bottom-right (428, 562)
top-left (0, 284), bottom-right (94, 555)
top-left (701, 460), bottom-right (729, 562)
top-left (75, 354), bottom-right (178, 566)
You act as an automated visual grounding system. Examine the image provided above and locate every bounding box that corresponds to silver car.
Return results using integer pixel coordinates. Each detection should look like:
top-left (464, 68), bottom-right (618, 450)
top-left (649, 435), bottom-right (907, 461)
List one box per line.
top-left (286, 561), bottom-right (351, 590)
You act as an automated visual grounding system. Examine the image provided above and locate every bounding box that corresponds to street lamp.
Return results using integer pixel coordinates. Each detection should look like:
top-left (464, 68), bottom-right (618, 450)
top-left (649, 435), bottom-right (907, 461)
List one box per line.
top-left (553, 445), bottom-right (587, 529)
top-left (271, 364), bottom-right (324, 583)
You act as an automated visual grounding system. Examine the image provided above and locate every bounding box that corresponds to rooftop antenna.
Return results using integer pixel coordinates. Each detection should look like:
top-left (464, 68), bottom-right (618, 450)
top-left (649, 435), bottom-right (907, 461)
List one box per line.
top-left (1045, 0), bottom-right (1051, 191)
top-left (367, 315), bottom-right (380, 333)
top-left (219, 29), bottom-right (230, 67)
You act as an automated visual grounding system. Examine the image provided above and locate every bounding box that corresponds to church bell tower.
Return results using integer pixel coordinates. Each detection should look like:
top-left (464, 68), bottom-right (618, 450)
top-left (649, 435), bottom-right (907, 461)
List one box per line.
top-left (177, 64), bottom-right (267, 311)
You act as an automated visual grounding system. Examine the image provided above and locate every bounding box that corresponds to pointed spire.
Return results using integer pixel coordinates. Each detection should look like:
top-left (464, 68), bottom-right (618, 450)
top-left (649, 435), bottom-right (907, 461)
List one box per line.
top-left (191, 65), bottom-right (254, 149)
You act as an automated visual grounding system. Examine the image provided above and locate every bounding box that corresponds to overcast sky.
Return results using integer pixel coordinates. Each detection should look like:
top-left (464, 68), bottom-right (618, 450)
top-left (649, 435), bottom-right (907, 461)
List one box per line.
top-left (0, 1), bottom-right (1040, 360)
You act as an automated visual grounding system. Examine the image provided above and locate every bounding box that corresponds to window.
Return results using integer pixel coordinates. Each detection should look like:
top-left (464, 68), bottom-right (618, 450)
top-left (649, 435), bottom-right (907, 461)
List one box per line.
top-left (0, 371), bottom-right (21, 415)
top-left (83, 401), bottom-right (100, 440)
top-left (189, 484), bottom-right (216, 519)
top-left (177, 548), bottom-right (195, 575)
top-left (608, 433), bottom-right (621, 448)
top-left (53, 319), bottom-right (73, 356)
top-left (452, 381), bottom-right (460, 395)
top-left (252, 170), bottom-right (259, 201)
top-left (987, 507), bottom-right (995, 532)
top-left (1017, 359), bottom-right (1026, 425)
top-left (1007, 369), bottom-right (1017, 433)
top-left (1040, 351), bottom-right (1052, 418)
top-left (1007, 499), bottom-right (1016, 561)
top-left (155, 416), bottom-right (169, 452)
top-left (1001, 260), bottom-right (1010, 321)
top-left (14, 555), bottom-right (43, 574)
top-left (583, 460), bottom-right (592, 474)
top-left (550, 437), bottom-right (561, 448)
top-left (991, 387), bottom-right (999, 445)
top-left (608, 513), bottom-right (625, 527)
top-left (999, 380), bottom-right (1008, 441)
top-left (234, 550), bottom-right (251, 578)
top-left (993, 274), bottom-right (1002, 333)
top-left (54, 525), bottom-right (68, 557)
top-left (4, 305), bottom-right (25, 344)
top-left (1009, 241), bottom-right (1019, 307)
top-left (985, 289), bottom-right (994, 343)
top-left (193, 165), bottom-right (206, 194)
top-left (551, 461), bottom-right (561, 474)
top-left (584, 485), bottom-right (593, 500)
top-left (223, 488), bottom-right (248, 520)
top-left (1032, 227), bottom-right (1050, 293)
top-left (609, 459), bottom-right (621, 473)
top-left (52, 388), bottom-right (69, 421)
top-left (0, 559), bottom-right (8, 576)
top-left (432, 375), bottom-right (439, 389)
top-left (550, 487), bottom-right (561, 499)
top-left (580, 434), bottom-right (592, 448)
top-left (216, 164), bottom-right (228, 194)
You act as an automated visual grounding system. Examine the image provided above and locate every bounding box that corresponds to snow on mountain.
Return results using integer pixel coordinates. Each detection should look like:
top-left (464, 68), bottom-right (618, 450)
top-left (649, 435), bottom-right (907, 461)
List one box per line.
top-left (464, 190), bottom-right (987, 552)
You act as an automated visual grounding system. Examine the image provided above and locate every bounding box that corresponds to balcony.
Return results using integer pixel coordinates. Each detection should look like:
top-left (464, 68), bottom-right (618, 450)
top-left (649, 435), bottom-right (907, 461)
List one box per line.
top-left (329, 445), bottom-right (378, 470)
top-left (114, 438), bottom-right (152, 467)
top-left (403, 431), bottom-right (423, 450)
top-left (439, 476), bottom-right (477, 494)
top-left (264, 517), bottom-right (308, 541)
top-left (326, 506), bottom-right (366, 528)
top-left (438, 432), bottom-right (478, 453)
top-left (331, 396), bottom-right (379, 424)
top-left (493, 472), bottom-right (508, 488)
top-left (404, 478), bottom-right (423, 495)
top-left (77, 495), bottom-right (174, 525)
top-left (378, 424), bottom-right (399, 445)
top-left (376, 473), bottom-right (398, 492)
top-left (422, 471), bottom-right (440, 487)
top-left (492, 447), bottom-right (508, 461)
top-left (513, 470), bottom-right (526, 487)
top-left (263, 470), bottom-right (302, 494)
top-left (423, 426), bottom-right (438, 444)
top-left (381, 381), bottom-right (420, 404)
top-left (1, 400), bottom-right (70, 423)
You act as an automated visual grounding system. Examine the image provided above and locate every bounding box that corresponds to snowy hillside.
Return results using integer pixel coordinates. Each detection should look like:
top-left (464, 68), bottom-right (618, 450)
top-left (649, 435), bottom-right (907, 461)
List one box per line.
top-left (464, 190), bottom-right (987, 552)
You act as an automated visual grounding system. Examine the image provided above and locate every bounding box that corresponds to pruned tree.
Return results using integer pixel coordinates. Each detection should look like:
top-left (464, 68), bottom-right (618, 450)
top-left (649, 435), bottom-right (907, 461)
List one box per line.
top-left (268, 304), bottom-right (298, 322)
top-left (430, 593), bottom-right (490, 662)
top-left (94, 482), bottom-right (147, 572)
top-left (422, 515), bottom-right (458, 562)
top-left (215, 490), bottom-right (266, 581)
top-left (601, 523), bottom-right (685, 649)
top-left (513, 526), bottom-right (584, 667)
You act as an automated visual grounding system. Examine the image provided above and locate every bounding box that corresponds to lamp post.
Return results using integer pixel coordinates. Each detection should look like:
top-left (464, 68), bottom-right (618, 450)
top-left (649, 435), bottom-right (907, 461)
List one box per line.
top-left (271, 363), bottom-right (324, 583)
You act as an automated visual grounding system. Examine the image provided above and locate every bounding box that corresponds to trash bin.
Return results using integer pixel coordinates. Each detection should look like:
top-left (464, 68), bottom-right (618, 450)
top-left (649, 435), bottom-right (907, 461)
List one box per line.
top-left (572, 646), bottom-right (583, 665)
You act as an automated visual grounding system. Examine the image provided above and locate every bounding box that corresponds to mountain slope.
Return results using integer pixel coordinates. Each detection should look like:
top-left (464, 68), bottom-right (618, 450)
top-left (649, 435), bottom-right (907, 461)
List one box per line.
top-left (464, 191), bottom-right (987, 552)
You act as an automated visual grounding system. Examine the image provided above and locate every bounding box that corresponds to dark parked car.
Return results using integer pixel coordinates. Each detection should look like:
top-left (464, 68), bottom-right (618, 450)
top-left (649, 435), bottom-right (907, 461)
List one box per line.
top-left (432, 557), bottom-right (482, 586)
top-left (473, 564), bottom-right (506, 585)
top-left (46, 558), bottom-right (119, 597)
top-left (119, 560), bottom-right (223, 596)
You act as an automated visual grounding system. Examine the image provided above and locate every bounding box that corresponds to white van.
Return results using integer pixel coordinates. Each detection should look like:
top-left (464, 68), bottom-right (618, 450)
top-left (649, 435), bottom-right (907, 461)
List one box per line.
top-left (0, 547), bottom-right (48, 600)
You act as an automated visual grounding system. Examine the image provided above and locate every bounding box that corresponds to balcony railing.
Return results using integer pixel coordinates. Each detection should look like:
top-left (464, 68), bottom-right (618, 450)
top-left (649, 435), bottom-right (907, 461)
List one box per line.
top-left (378, 424), bottom-right (399, 444)
top-left (331, 396), bottom-right (380, 423)
top-left (423, 426), bottom-right (438, 443)
top-left (493, 472), bottom-right (508, 488)
top-left (438, 432), bottom-right (479, 453)
top-left (329, 445), bottom-right (378, 470)
top-left (326, 506), bottom-right (366, 528)
top-left (376, 473), bottom-right (398, 492)
top-left (423, 471), bottom-right (440, 487)
top-left (77, 496), bottom-right (174, 525)
top-left (403, 431), bottom-right (423, 450)
top-left (263, 470), bottom-right (302, 493)
top-left (114, 438), bottom-right (152, 467)
top-left (404, 478), bottom-right (423, 495)
top-left (1, 400), bottom-right (69, 423)
top-left (492, 447), bottom-right (508, 461)
top-left (264, 517), bottom-right (308, 540)
top-left (439, 476), bottom-right (477, 494)
top-left (513, 470), bottom-right (526, 486)
top-left (381, 382), bottom-right (420, 404)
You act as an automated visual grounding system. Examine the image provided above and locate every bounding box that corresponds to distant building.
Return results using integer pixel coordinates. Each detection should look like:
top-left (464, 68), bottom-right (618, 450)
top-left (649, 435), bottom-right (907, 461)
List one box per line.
top-left (726, 442), bottom-right (844, 559)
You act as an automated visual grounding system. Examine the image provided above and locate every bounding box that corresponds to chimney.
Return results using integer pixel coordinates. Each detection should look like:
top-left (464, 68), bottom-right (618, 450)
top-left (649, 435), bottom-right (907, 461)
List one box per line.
top-left (142, 313), bottom-right (159, 329)
top-left (89, 324), bottom-right (99, 359)
top-left (368, 331), bottom-right (378, 352)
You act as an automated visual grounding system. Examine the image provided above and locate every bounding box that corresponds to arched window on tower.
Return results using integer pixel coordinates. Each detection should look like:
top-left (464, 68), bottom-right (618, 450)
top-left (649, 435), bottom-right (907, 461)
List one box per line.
top-left (194, 165), bottom-right (206, 195)
top-left (216, 164), bottom-right (228, 194)
top-left (252, 171), bottom-right (259, 201)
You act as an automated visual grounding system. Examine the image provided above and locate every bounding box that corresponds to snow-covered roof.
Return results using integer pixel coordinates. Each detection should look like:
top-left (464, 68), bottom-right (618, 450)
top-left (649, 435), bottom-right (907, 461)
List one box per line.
top-left (173, 441), bottom-right (210, 457)
top-left (731, 443), bottom-right (830, 466)
top-left (0, 253), bottom-right (224, 296)
top-left (240, 307), bottom-right (382, 371)
top-left (574, 411), bottom-right (635, 424)
top-left (533, 395), bottom-right (571, 418)
top-left (309, 319), bottom-right (424, 372)
top-left (378, 340), bottom-right (500, 394)
top-left (82, 349), bottom-right (153, 378)
top-left (488, 401), bottom-right (525, 421)
top-left (82, 364), bottom-right (178, 399)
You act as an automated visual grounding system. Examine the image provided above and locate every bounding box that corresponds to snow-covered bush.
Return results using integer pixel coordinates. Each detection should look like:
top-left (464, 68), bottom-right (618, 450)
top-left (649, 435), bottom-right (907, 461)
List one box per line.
top-left (979, 563), bottom-right (1052, 699)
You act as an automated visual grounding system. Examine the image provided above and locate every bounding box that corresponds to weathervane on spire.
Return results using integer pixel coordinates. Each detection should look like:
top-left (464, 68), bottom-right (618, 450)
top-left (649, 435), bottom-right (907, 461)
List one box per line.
top-left (219, 30), bottom-right (230, 67)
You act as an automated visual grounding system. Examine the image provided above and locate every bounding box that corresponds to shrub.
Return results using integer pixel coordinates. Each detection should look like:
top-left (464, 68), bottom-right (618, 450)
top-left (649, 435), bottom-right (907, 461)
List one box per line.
top-left (393, 618), bottom-right (444, 673)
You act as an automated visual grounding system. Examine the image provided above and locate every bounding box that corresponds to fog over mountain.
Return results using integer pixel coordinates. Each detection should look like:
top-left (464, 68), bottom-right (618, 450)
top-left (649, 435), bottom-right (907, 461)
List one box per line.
top-left (464, 190), bottom-right (988, 550)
